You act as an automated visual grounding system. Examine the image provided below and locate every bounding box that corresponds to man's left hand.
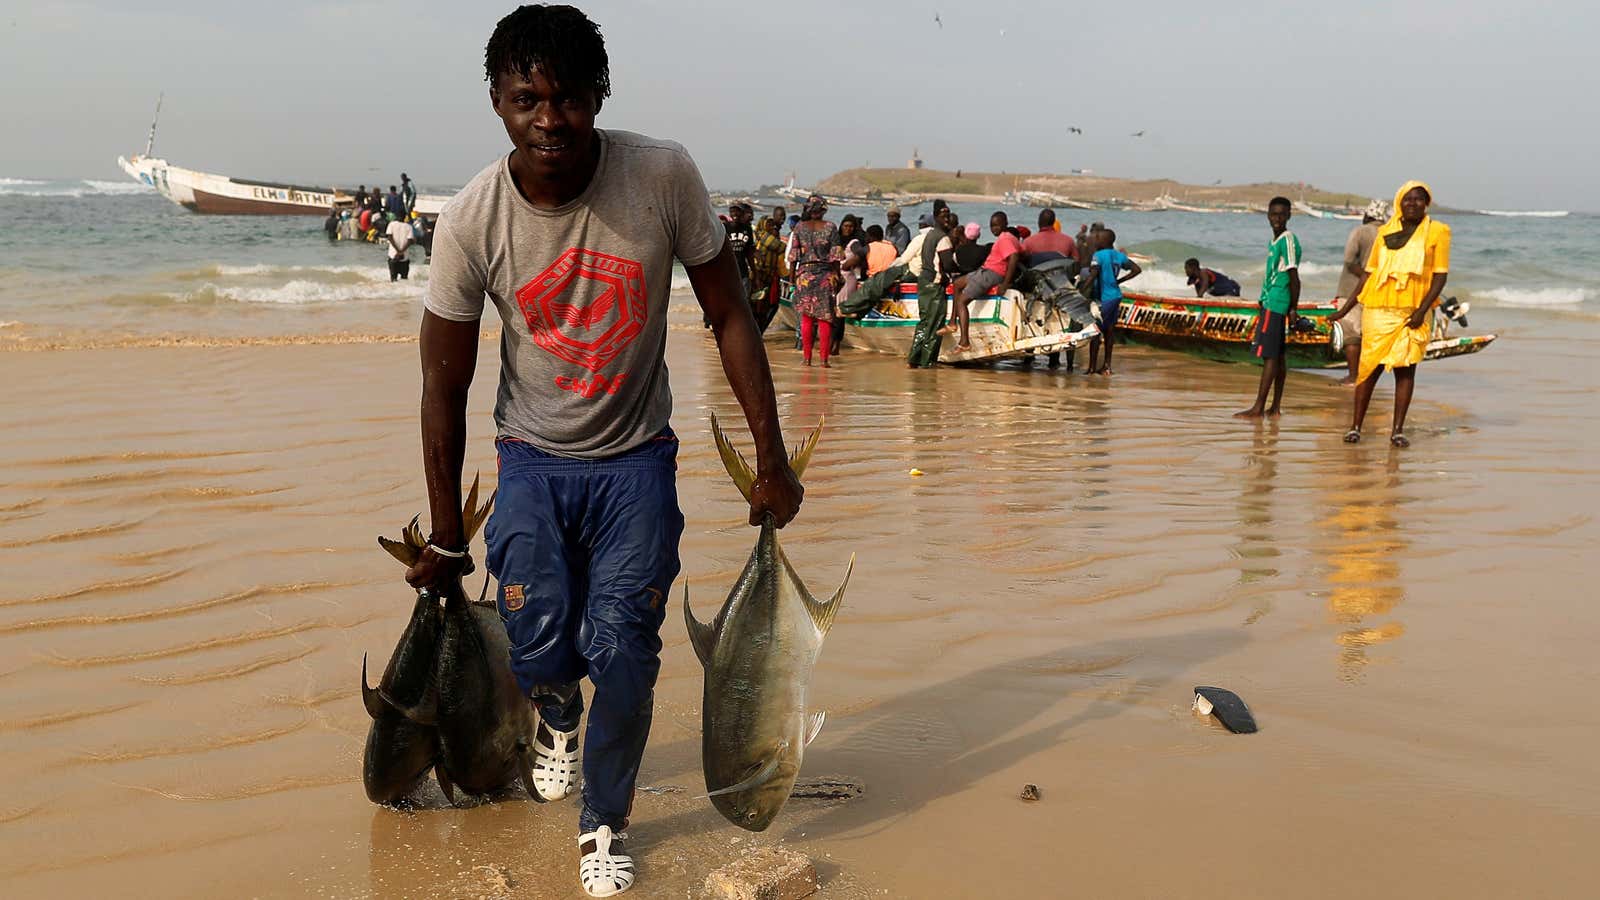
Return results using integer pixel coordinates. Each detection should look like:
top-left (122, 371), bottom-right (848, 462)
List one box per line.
top-left (748, 461), bottom-right (804, 528)
top-left (1408, 309), bottom-right (1430, 330)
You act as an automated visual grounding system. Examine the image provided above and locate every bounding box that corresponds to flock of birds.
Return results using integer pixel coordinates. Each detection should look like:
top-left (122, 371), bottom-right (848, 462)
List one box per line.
top-left (935, 13), bottom-right (1147, 140)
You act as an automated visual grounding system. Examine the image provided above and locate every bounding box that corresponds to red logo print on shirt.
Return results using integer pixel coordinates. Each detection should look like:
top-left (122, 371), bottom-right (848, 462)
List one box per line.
top-left (515, 248), bottom-right (647, 373)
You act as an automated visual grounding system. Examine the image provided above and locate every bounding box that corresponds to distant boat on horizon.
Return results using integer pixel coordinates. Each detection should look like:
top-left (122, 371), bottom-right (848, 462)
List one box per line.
top-left (117, 154), bottom-right (450, 217)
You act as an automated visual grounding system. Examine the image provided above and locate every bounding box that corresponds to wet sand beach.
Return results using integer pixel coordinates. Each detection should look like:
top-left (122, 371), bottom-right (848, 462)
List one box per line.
top-left (2, 303), bottom-right (1596, 898)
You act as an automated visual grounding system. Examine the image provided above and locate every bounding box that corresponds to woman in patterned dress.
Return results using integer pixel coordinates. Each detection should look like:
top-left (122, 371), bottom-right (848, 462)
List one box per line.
top-left (785, 194), bottom-right (841, 366)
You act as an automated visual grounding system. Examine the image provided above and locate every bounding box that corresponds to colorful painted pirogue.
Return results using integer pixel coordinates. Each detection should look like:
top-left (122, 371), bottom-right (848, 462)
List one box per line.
top-left (774, 281), bottom-right (1097, 365)
top-left (1114, 291), bottom-right (1496, 369)
top-left (772, 280), bottom-right (1495, 369)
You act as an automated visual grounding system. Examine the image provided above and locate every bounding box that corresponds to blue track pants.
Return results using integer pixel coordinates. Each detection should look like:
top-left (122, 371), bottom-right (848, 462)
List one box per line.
top-left (485, 431), bottom-right (683, 832)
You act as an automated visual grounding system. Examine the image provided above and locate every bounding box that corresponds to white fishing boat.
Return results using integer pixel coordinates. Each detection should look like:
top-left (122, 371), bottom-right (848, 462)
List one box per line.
top-left (117, 154), bottom-right (450, 217)
top-left (775, 281), bottom-right (1097, 365)
top-left (116, 96), bottom-right (449, 217)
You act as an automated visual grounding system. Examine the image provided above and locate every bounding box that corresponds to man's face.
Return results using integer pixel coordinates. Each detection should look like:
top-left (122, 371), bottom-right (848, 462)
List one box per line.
top-left (887, 211), bottom-right (900, 226)
top-left (1400, 187), bottom-right (1429, 224)
top-left (1185, 261), bottom-right (1200, 279)
top-left (1267, 204), bottom-right (1291, 232)
top-left (490, 67), bottom-right (599, 180)
top-left (990, 213), bottom-right (1007, 237)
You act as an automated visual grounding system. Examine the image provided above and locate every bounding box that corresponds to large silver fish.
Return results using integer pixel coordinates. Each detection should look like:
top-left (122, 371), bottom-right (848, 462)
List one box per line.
top-left (362, 477), bottom-right (538, 806)
top-left (685, 416), bottom-right (852, 832)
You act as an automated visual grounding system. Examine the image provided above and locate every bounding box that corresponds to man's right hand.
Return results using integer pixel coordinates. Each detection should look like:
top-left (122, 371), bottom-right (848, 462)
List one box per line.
top-left (748, 461), bottom-right (804, 528)
top-left (405, 547), bottom-right (472, 589)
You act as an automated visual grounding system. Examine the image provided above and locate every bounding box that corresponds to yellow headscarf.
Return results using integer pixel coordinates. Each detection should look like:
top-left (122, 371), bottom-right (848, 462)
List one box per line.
top-left (1369, 180), bottom-right (1433, 291)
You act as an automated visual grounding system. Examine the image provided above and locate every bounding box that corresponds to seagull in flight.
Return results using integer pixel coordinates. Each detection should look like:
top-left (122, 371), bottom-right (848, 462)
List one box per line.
top-left (1130, 130), bottom-right (1146, 138)
top-left (1068, 127), bottom-right (1083, 135)
top-left (934, 12), bottom-right (942, 28)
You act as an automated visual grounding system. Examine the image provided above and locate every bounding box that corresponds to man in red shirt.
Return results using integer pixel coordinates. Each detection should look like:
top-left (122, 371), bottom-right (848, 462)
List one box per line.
top-left (944, 211), bottom-right (1024, 351)
top-left (1021, 208), bottom-right (1078, 265)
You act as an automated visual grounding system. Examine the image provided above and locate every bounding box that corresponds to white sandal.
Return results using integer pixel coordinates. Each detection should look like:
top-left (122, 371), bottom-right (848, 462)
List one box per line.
top-left (578, 826), bottom-right (634, 897)
top-left (531, 722), bottom-right (580, 801)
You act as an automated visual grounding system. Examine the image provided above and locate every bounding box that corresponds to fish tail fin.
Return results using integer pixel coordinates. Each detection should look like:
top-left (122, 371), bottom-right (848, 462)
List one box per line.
top-left (683, 581), bottom-right (716, 668)
top-left (435, 764), bottom-right (458, 807)
top-left (789, 417), bottom-right (824, 480)
top-left (804, 553), bottom-right (853, 637)
top-left (710, 414), bottom-right (825, 500)
top-left (360, 654), bottom-right (388, 719)
top-left (702, 741), bottom-right (789, 799)
top-left (709, 412), bottom-right (756, 503)
top-left (378, 474), bottom-right (495, 568)
top-left (378, 513), bottom-right (425, 568)
top-left (462, 473), bottom-right (496, 543)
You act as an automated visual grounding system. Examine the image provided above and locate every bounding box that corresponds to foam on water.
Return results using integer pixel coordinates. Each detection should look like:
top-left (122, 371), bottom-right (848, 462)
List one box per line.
top-left (1475, 286), bottom-right (1593, 307)
top-left (1124, 268), bottom-right (1193, 293)
top-left (1478, 210), bottom-right (1569, 218)
top-left (211, 264), bottom-right (390, 281)
top-left (0, 178), bottom-right (156, 198)
top-left (187, 279), bottom-right (426, 305)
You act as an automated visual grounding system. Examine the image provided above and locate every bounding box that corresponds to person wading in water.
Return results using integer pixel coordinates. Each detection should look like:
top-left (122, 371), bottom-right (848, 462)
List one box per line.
top-left (406, 6), bottom-right (803, 895)
top-left (1330, 181), bottom-right (1450, 447)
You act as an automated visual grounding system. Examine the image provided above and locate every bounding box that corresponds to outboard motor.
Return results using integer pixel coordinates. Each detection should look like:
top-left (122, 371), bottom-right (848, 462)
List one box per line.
top-left (1438, 294), bottom-right (1469, 328)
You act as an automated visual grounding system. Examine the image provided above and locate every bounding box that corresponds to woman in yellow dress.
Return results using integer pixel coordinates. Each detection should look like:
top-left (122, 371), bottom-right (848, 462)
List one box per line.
top-left (1329, 181), bottom-right (1450, 447)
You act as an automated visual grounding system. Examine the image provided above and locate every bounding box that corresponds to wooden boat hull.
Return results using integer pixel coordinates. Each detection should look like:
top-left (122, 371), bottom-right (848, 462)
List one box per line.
top-left (1116, 291), bottom-right (1496, 369)
top-left (118, 154), bottom-right (449, 217)
top-left (773, 282), bottom-right (1097, 365)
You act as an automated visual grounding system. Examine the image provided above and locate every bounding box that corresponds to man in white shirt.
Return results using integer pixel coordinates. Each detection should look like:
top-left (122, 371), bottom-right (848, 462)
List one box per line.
top-left (385, 216), bottom-right (415, 282)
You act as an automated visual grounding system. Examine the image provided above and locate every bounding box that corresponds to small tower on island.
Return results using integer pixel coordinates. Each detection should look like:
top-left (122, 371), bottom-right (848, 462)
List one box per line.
top-left (907, 148), bottom-right (923, 170)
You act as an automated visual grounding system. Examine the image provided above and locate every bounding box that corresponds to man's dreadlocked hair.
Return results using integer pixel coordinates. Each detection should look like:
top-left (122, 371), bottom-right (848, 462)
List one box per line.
top-left (484, 5), bottom-right (612, 103)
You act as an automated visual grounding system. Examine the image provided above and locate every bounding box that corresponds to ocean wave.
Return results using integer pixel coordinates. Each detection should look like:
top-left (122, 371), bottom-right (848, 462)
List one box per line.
top-left (82, 179), bottom-right (155, 195)
top-left (0, 178), bottom-right (155, 197)
top-left (1476, 209), bottom-right (1569, 218)
top-left (1124, 268), bottom-right (1194, 293)
top-left (1125, 239), bottom-right (1237, 263)
top-left (189, 279), bottom-right (426, 305)
top-left (1295, 262), bottom-right (1340, 276)
top-left (213, 263), bottom-right (390, 281)
top-left (1474, 286), bottom-right (1592, 307)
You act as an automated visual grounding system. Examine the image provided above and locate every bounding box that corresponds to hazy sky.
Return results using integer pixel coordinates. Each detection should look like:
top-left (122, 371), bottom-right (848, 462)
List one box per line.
top-left (3, 0), bottom-right (1594, 210)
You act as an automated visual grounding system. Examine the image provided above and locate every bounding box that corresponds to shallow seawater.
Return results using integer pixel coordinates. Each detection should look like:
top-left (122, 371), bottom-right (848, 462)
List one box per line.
top-left (2, 186), bottom-right (1596, 344)
top-left (1, 283), bottom-right (1596, 896)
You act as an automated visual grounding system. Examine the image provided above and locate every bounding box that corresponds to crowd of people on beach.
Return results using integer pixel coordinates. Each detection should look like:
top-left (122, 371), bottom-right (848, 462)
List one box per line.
top-left (729, 180), bottom-right (1450, 446)
top-left (723, 194), bottom-right (1149, 373)
top-left (323, 173), bottom-right (434, 281)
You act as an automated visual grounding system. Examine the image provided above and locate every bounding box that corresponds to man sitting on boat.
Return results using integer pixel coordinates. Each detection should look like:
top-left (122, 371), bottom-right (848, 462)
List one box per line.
top-left (942, 211), bottom-right (1025, 352)
top-left (1184, 258), bottom-right (1242, 297)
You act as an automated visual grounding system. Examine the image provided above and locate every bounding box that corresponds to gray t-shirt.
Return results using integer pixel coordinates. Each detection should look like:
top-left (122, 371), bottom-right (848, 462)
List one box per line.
top-left (425, 130), bottom-right (725, 458)
top-left (1339, 222), bottom-right (1380, 299)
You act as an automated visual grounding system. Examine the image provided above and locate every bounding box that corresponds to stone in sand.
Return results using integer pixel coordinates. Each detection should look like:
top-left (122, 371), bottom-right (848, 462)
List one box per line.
top-left (1020, 783), bottom-right (1041, 801)
top-left (703, 847), bottom-right (818, 900)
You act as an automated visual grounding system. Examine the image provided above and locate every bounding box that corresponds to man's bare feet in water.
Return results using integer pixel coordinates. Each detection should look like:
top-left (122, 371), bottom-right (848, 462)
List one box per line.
top-left (1337, 376), bottom-right (1357, 387)
top-left (1234, 407), bottom-right (1265, 419)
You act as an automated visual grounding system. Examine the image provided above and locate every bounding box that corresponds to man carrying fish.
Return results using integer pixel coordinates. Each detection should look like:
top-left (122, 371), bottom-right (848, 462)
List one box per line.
top-left (406, 5), bottom-right (803, 896)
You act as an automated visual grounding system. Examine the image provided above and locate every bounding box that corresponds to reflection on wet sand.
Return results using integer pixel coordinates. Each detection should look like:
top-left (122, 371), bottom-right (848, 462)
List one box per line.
top-left (3, 310), bottom-right (1598, 897)
top-left (1322, 456), bottom-right (1408, 680)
